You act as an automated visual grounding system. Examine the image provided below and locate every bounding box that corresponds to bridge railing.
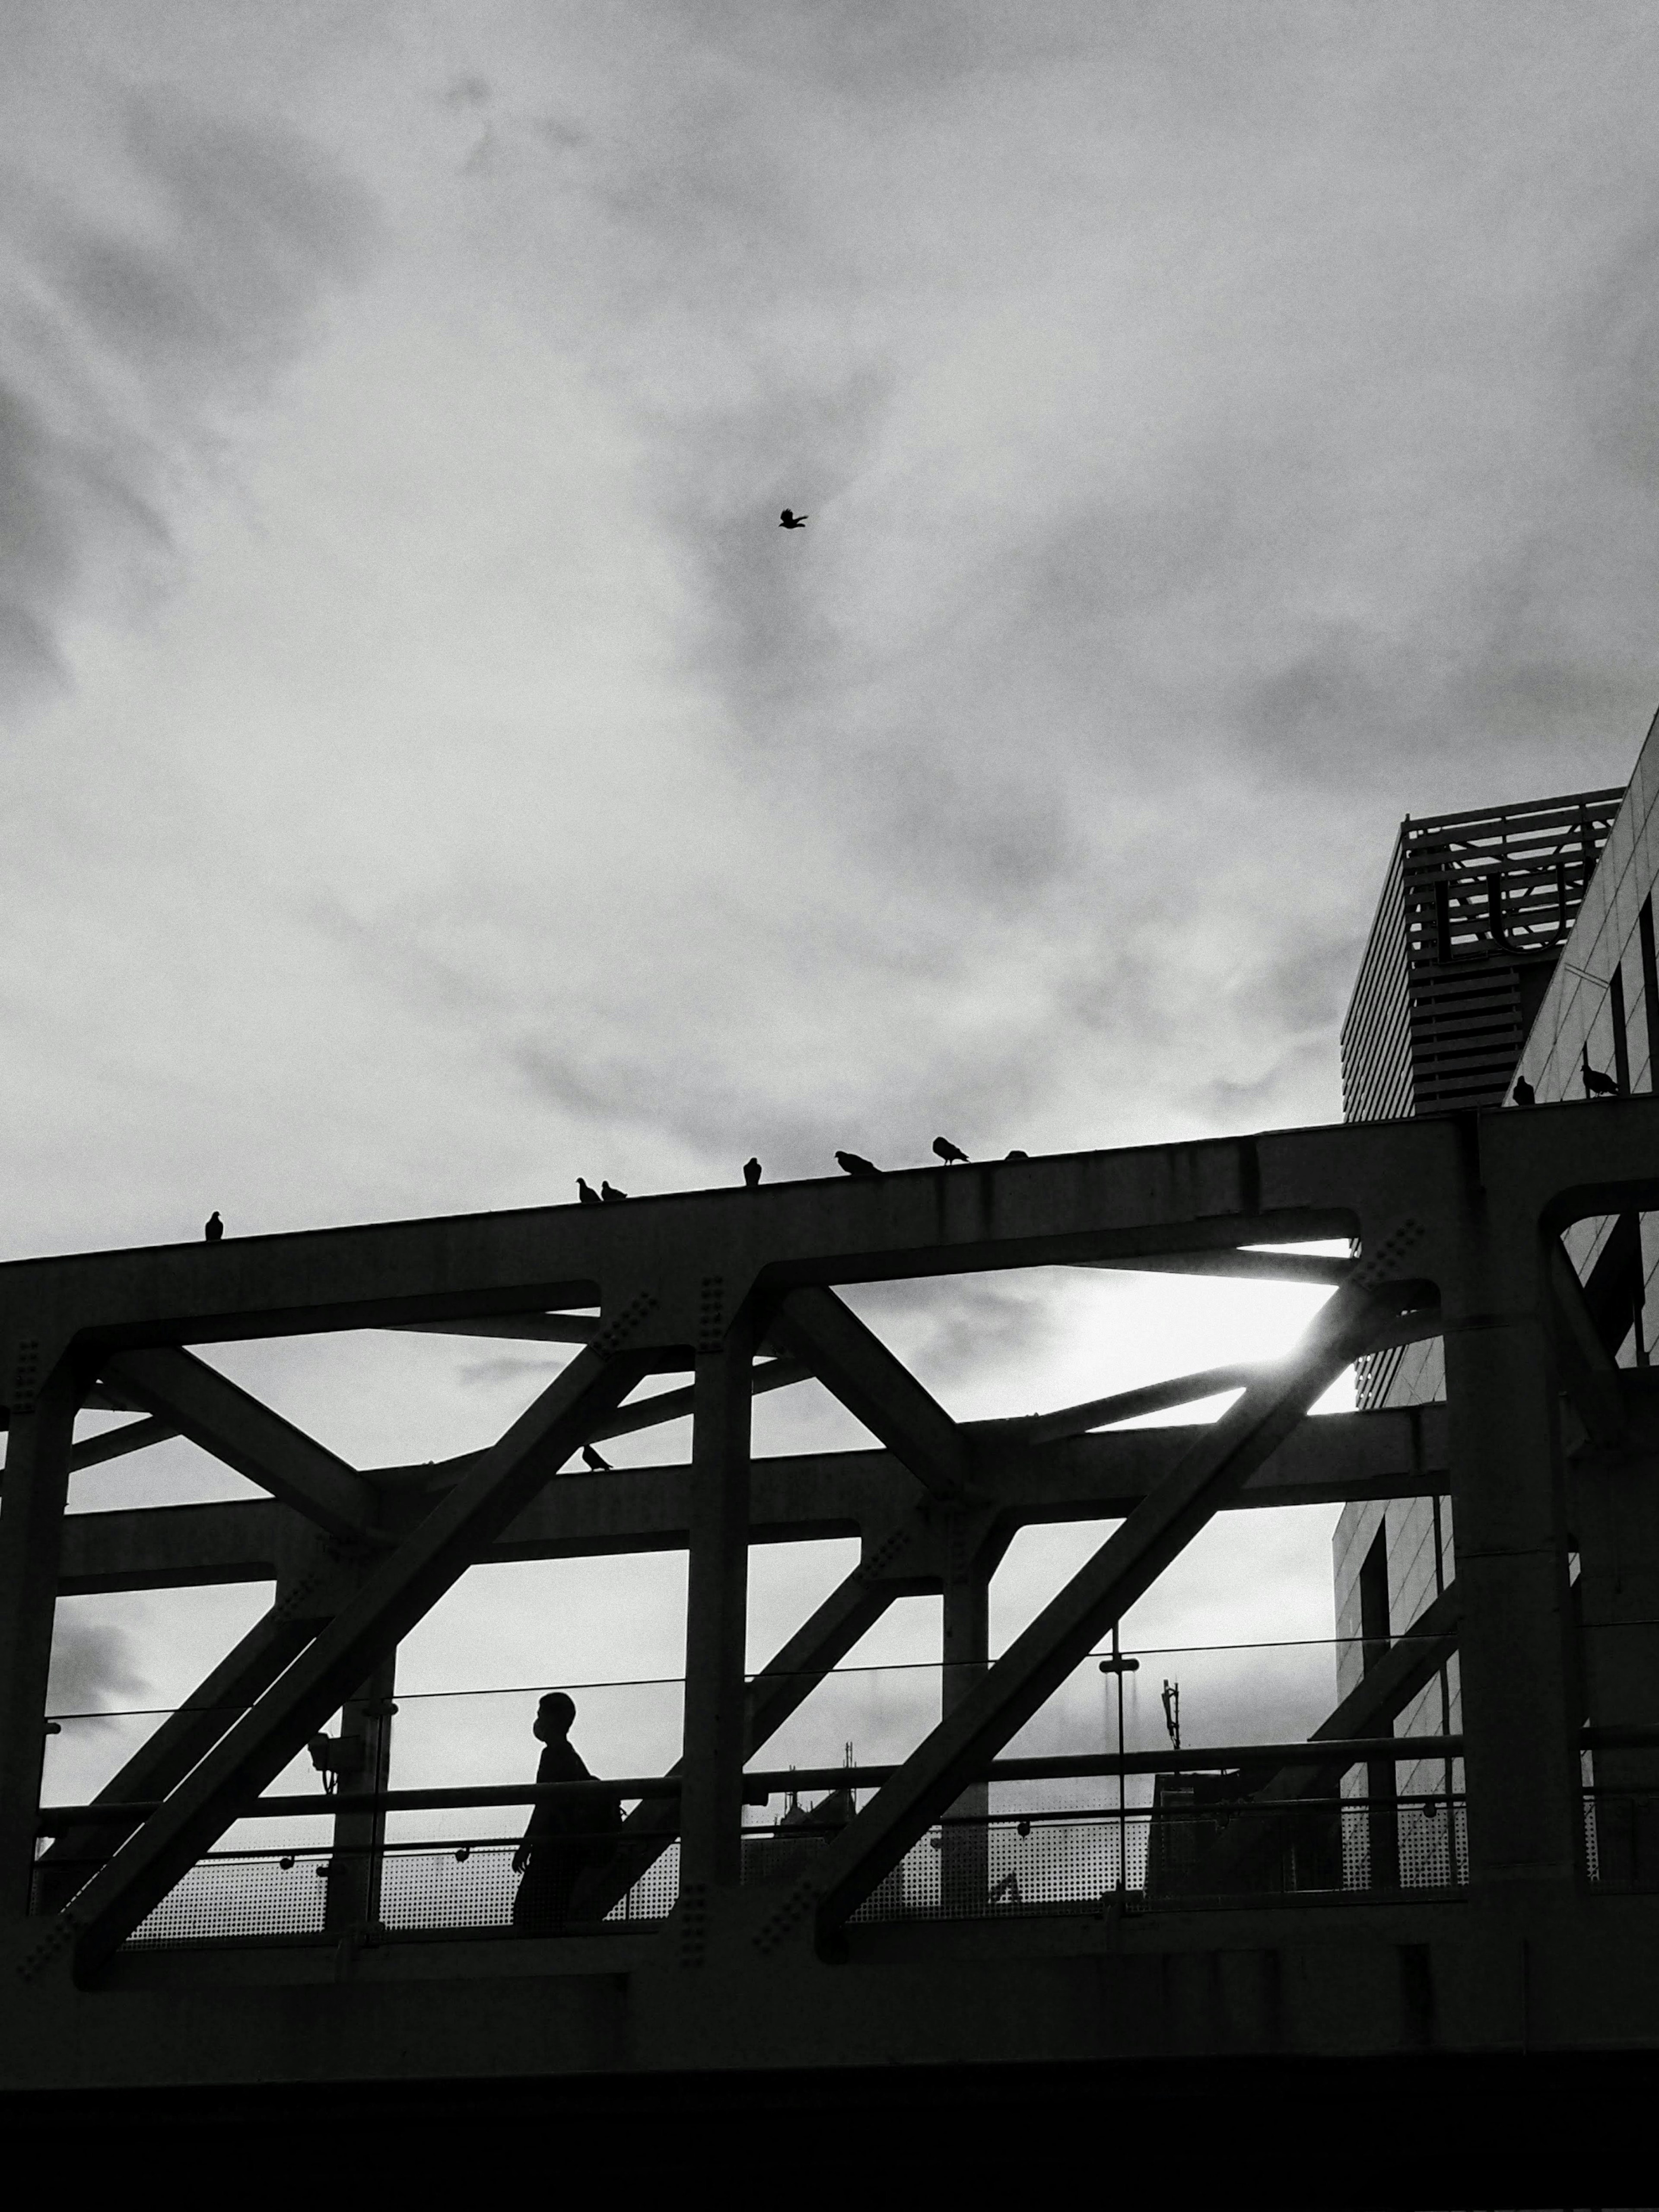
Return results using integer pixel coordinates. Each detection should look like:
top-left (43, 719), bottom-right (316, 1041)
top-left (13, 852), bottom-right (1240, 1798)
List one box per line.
top-left (35, 1783), bottom-right (1488, 1947)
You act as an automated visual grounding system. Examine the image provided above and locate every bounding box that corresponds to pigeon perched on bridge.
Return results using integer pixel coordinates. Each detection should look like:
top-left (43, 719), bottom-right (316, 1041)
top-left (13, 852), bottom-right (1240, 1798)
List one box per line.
top-left (1513, 1076), bottom-right (1536, 1107)
top-left (836, 1150), bottom-right (881, 1178)
top-left (932, 1137), bottom-right (968, 1166)
top-left (779, 509), bottom-right (808, 529)
top-left (204, 1211), bottom-right (224, 1243)
top-left (578, 1178), bottom-right (601, 1205)
top-left (601, 1180), bottom-right (628, 1202)
top-left (744, 1157), bottom-right (763, 1188)
top-left (581, 1444), bottom-right (613, 1473)
top-left (1582, 1048), bottom-right (1620, 1099)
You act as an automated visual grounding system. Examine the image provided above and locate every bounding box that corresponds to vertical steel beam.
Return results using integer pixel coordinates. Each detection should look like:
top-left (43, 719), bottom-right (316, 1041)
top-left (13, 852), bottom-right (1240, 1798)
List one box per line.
top-left (323, 1649), bottom-right (397, 1937)
top-left (679, 1317), bottom-right (754, 1892)
top-left (939, 1519), bottom-right (991, 1910)
top-left (1445, 1299), bottom-right (1579, 1902)
top-left (1573, 1421), bottom-right (1659, 1885)
top-left (0, 1377), bottom-right (76, 1916)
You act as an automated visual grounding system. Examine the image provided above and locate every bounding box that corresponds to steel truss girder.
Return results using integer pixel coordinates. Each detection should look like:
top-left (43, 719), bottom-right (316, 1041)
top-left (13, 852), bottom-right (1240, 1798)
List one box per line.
top-left (5, 1097), bottom-right (1658, 2016)
top-left (49, 1349), bottom-right (646, 1983)
top-left (801, 1281), bottom-right (1405, 1937)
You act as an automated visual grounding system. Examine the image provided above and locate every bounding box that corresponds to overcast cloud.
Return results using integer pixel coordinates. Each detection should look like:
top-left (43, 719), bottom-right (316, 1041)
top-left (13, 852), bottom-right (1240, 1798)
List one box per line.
top-left (13, 4), bottom-right (1659, 1764)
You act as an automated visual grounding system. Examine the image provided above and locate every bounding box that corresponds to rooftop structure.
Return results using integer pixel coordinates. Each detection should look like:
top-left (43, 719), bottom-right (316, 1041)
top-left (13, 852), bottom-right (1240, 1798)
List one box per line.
top-left (1341, 786), bottom-right (1623, 1127)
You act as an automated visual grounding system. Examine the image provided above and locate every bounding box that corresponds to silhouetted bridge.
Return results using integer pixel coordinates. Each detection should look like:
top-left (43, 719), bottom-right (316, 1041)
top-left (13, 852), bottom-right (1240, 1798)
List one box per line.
top-left (3, 1106), bottom-right (1657, 2193)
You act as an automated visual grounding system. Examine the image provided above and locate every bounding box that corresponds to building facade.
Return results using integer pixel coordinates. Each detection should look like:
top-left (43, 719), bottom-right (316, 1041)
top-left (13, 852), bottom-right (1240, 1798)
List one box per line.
top-left (1332, 739), bottom-right (1657, 1864)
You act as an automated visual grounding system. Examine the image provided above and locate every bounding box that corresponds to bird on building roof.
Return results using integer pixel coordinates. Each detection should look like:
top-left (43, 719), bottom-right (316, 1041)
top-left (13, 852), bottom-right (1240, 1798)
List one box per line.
top-left (779, 509), bottom-right (807, 528)
top-left (744, 1157), bottom-right (762, 1187)
top-left (1004, 1149), bottom-right (1029, 1161)
top-left (1513, 1076), bottom-right (1536, 1106)
top-left (836, 1150), bottom-right (881, 1178)
top-left (1581, 1048), bottom-right (1620, 1099)
top-left (204, 1211), bottom-right (224, 1242)
top-left (581, 1444), bottom-right (612, 1473)
top-left (578, 1177), bottom-right (601, 1204)
top-left (601, 1180), bottom-right (627, 1202)
top-left (932, 1136), bottom-right (968, 1165)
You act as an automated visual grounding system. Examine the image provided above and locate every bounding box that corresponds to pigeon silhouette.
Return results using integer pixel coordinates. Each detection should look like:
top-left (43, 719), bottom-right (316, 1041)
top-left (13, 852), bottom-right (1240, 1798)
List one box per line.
top-left (581, 1444), bottom-right (613, 1473)
top-left (744, 1157), bottom-right (763, 1188)
top-left (204, 1211), bottom-right (224, 1243)
top-left (1513, 1076), bottom-right (1536, 1107)
top-left (779, 509), bottom-right (808, 529)
top-left (932, 1137), bottom-right (968, 1166)
top-left (836, 1150), bottom-right (881, 1178)
top-left (578, 1178), bottom-right (601, 1205)
top-left (1004, 1149), bottom-right (1029, 1161)
top-left (601, 1180), bottom-right (627, 1202)
top-left (1582, 1048), bottom-right (1620, 1099)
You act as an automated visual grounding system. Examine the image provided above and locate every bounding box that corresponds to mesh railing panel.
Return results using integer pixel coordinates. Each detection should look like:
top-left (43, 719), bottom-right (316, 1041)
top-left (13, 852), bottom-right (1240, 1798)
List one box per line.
top-left (58, 1794), bottom-right (1475, 1949)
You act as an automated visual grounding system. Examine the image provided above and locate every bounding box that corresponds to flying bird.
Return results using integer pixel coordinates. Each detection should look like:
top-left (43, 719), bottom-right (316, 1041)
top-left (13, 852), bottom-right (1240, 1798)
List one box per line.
top-left (1582, 1049), bottom-right (1620, 1098)
top-left (578, 1178), bottom-right (601, 1205)
top-left (204, 1211), bottom-right (224, 1243)
top-left (581, 1444), bottom-right (613, 1473)
top-left (779, 509), bottom-right (808, 529)
top-left (836, 1150), bottom-right (881, 1178)
top-left (601, 1180), bottom-right (628, 1202)
top-left (1513, 1076), bottom-right (1536, 1107)
top-left (744, 1157), bottom-right (763, 1188)
top-left (932, 1137), bottom-right (968, 1166)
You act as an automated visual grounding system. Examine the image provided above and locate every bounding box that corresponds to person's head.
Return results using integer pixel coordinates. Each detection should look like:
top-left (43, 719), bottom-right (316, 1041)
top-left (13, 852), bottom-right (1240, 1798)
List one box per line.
top-left (534, 1691), bottom-right (575, 1744)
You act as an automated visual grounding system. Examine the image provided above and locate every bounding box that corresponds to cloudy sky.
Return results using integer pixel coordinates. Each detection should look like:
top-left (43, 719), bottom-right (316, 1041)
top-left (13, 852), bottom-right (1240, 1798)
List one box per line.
top-left (15, 4), bottom-right (1659, 1818)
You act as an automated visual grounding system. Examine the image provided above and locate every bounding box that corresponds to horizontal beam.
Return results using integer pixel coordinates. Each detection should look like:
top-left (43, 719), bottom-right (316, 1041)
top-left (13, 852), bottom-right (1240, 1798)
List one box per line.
top-left (1079, 1250), bottom-right (1351, 1287)
top-left (55, 1405), bottom-right (1452, 1595)
top-left (38, 1736), bottom-right (1473, 1833)
top-left (4, 1104), bottom-right (1659, 1383)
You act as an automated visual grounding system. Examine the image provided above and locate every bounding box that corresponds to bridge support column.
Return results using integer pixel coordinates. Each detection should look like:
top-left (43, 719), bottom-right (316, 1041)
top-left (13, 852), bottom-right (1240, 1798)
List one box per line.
top-left (324, 1647), bottom-right (397, 1938)
top-left (679, 1321), bottom-right (753, 1896)
top-left (1574, 1412), bottom-right (1659, 1885)
top-left (940, 1524), bottom-right (990, 1911)
top-left (1445, 1305), bottom-right (1579, 1906)
top-left (0, 1381), bottom-right (76, 1919)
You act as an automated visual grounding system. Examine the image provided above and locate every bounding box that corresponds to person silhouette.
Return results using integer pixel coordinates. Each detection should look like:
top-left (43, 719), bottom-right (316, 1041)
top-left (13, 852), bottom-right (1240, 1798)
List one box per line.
top-left (510, 1691), bottom-right (620, 1934)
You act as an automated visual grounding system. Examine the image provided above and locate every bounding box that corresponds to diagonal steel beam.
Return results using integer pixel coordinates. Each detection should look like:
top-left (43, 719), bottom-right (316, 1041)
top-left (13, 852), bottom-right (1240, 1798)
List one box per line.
top-left (32, 1567), bottom-right (349, 1911)
top-left (769, 1286), bottom-right (968, 1500)
top-left (1548, 1244), bottom-right (1628, 1449)
top-left (1189, 1579), bottom-right (1462, 1892)
top-left (805, 1281), bottom-right (1396, 1935)
top-left (982, 1365), bottom-right (1260, 1451)
top-left (575, 1520), bottom-right (934, 1920)
top-left (69, 1416), bottom-right (178, 1473)
top-left (102, 1348), bottom-right (376, 1542)
top-left (60, 1347), bottom-right (645, 1980)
